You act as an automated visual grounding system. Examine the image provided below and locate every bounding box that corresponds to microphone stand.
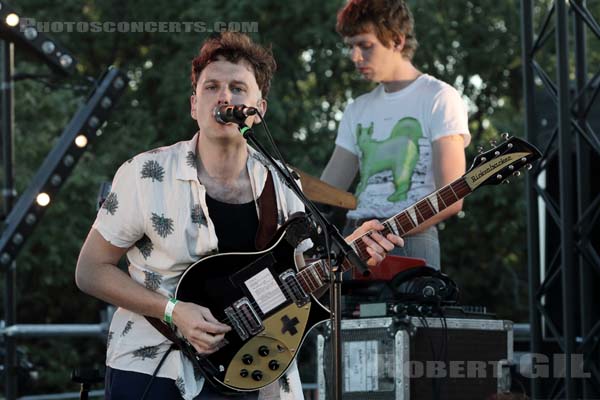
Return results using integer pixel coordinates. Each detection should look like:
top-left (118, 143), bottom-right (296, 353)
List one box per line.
top-left (237, 122), bottom-right (369, 400)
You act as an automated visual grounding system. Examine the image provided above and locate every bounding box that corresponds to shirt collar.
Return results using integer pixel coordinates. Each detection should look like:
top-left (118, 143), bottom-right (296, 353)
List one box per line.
top-left (174, 132), bottom-right (201, 181)
top-left (174, 132), bottom-right (269, 195)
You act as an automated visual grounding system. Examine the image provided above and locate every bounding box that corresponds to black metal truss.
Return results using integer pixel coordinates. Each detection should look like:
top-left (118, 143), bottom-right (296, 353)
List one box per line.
top-left (522, 0), bottom-right (600, 398)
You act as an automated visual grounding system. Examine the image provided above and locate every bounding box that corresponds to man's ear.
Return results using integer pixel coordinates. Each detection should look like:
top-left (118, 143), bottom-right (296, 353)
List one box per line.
top-left (252, 98), bottom-right (267, 125)
top-left (190, 94), bottom-right (197, 120)
top-left (394, 34), bottom-right (406, 53)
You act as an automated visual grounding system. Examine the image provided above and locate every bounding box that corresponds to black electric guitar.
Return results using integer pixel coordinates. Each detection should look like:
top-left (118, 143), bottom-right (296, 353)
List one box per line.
top-left (174, 135), bottom-right (541, 393)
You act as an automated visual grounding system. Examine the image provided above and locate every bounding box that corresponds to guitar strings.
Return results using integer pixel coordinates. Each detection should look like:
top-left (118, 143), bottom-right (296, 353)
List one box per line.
top-left (351, 178), bottom-right (471, 257)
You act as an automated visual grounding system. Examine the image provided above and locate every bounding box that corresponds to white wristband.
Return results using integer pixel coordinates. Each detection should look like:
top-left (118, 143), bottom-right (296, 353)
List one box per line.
top-left (164, 298), bottom-right (178, 325)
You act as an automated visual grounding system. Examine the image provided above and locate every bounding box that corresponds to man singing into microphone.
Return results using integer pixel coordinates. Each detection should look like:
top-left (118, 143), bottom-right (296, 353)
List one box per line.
top-left (76, 32), bottom-right (403, 400)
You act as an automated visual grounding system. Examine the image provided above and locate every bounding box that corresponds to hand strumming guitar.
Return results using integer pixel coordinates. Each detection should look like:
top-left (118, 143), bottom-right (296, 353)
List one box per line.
top-left (171, 301), bottom-right (231, 355)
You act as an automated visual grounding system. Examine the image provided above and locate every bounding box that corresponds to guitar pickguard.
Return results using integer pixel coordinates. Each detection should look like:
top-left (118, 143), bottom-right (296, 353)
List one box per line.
top-left (223, 302), bottom-right (311, 390)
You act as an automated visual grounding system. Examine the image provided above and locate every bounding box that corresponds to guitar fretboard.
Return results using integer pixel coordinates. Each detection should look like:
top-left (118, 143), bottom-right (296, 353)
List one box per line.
top-left (294, 177), bottom-right (472, 295)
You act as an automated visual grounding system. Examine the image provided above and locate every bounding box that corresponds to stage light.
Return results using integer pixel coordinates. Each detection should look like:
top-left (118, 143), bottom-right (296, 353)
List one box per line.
top-left (59, 54), bottom-right (73, 68)
top-left (5, 12), bottom-right (18, 27)
top-left (0, 253), bottom-right (11, 266)
top-left (75, 135), bottom-right (88, 148)
top-left (0, 67), bottom-right (128, 266)
top-left (41, 40), bottom-right (55, 54)
top-left (50, 174), bottom-right (62, 186)
top-left (88, 116), bottom-right (100, 129)
top-left (63, 154), bottom-right (74, 167)
top-left (101, 97), bottom-right (112, 109)
top-left (0, 2), bottom-right (76, 75)
top-left (36, 193), bottom-right (50, 207)
top-left (11, 234), bottom-right (23, 245)
top-left (23, 26), bottom-right (37, 40)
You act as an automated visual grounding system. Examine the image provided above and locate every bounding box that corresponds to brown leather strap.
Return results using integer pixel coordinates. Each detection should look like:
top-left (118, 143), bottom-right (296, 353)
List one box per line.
top-left (145, 316), bottom-right (181, 349)
top-left (255, 171), bottom-right (278, 250)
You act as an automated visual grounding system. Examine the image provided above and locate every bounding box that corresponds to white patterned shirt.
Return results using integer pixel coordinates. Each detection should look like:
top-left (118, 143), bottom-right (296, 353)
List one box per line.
top-left (93, 132), bottom-right (307, 399)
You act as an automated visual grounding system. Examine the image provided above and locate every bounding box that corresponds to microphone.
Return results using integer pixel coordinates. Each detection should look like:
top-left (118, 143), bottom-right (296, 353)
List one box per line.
top-left (213, 104), bottom-right (258, 124)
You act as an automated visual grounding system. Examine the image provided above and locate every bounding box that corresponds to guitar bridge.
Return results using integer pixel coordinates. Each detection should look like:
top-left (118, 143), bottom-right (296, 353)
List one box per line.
top-left (279, 270), bottom-right (309, 307)
top-left (233, 298), bottom-right (264, 336)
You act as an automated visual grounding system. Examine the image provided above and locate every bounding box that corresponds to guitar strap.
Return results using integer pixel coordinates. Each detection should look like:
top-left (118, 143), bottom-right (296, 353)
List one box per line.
top-left (254, 171), bottom-right (278, 250)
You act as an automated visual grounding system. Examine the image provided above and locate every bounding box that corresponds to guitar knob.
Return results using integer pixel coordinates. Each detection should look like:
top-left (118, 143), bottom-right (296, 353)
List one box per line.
top-left (242, 354), bottom-right (253, 365)
top-left (513, 171), bottom-right (521, 177)
top-left (526, 164), bottom-right (533, 170)
top-left (258, 346), bottom-right (270, 357)
top-left (489, 140), bottom-right (497, 147)
top-left (501, 132), bottom-right (510, 140)
top-left (252, 370), bottom-right (263, 381)
top-left (477, 145), bottom-right (484, 154)
top-left (240, 369), bottom-right (249, 377)
top-left (269, 360), bottom-right (280, 371)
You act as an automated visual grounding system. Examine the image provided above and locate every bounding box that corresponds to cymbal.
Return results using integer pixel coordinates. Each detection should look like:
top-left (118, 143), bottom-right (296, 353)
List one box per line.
top-left (291, 167), bottom-right (356, 210)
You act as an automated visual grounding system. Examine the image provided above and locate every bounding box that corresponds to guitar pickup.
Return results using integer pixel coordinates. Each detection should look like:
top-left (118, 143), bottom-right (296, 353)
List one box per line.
top-left (233, 298), bottom-right (264, 336)
top-left (225, 306), bottom-right (249, 341)
top-left (279, 270), bottom-right (309, 307)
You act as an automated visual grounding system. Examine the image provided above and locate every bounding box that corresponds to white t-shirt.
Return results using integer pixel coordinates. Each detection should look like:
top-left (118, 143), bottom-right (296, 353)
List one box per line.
top-left (93, 133), bottom-right (305, 400)
top-left (336, 74), bottom-right (471, 220)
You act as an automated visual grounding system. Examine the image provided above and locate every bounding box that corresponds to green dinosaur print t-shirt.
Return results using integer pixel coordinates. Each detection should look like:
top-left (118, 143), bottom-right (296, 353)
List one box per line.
top-left (336, 74), bottom-right (471, 220)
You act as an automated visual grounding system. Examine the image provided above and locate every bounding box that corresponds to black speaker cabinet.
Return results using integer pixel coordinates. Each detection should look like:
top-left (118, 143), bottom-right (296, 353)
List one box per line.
top-left (316, 317), bottom-right (513, 400)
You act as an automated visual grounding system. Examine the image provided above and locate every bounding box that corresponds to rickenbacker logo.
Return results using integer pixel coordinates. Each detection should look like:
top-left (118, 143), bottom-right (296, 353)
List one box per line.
top-left (465, 152), bottom-right (528, 189)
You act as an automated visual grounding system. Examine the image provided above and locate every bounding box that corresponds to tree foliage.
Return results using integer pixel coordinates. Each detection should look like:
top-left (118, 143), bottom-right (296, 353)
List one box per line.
top-left (3, 0), bottom-right (597, 395)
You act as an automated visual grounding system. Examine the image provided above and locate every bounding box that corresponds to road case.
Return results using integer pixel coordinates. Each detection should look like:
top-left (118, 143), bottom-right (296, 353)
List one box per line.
top-left (316, 316), bottom-right (513, 400)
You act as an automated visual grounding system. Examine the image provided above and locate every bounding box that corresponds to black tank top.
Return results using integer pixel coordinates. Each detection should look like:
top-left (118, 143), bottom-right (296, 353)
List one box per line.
top-left (205, 193), bottom-right (259, 253)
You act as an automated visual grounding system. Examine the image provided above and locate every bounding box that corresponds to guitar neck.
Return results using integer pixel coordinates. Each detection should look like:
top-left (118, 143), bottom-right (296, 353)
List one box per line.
top-left (295, 176), bottom-right (473, 295)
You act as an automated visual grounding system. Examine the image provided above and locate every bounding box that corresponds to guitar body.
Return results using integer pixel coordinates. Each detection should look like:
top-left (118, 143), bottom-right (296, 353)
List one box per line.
top-left (175, 215), bottom-right (329, 393)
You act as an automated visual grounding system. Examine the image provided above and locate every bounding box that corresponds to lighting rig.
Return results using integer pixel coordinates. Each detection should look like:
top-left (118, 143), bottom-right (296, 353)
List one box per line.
top-left (0, 1), bottom-right (77, 75)
top-left (0, 67), bottom-right (128, 266)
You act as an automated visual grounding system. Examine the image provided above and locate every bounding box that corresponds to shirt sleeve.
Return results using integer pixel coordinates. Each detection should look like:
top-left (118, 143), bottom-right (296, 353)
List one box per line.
top-left (93, 159), bottom-right (145, 248)
top-left (429, 87), bottom-right (471, 147)
top-left (334, 103), bottom-right (359, 155)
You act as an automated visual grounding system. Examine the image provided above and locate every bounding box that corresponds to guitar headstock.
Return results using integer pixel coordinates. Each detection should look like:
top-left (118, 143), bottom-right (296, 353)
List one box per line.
top-left (464, 134), bottom-right (542, 190)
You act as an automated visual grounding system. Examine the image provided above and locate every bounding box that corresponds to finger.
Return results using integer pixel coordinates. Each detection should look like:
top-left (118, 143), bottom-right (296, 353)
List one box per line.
top-left (386, 234), bottom-right (404, 247)
top-left (365, 247), bottom-right (382, 267)
top-left (199, 320), bottom-right (231, 334)
top-left (189, 331), bottom-right (226, 351)
top-left (368, 232), bottom-right (394, 252)
top-left (200, 332), bottom-right (226, 348)
top-left (199, 308), bottom-right (231, 332)
top-left (200, 308), bottom-right (226, 325)
top-left (366, 220), bottom-right (385, 231)
top-left (361, 235), bottom-right (384, 255)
